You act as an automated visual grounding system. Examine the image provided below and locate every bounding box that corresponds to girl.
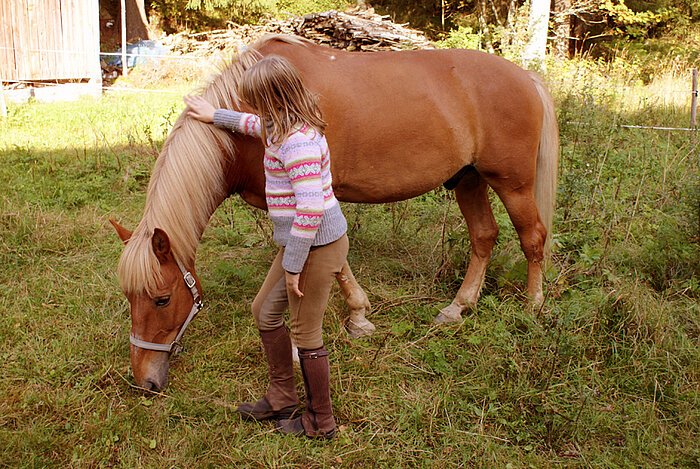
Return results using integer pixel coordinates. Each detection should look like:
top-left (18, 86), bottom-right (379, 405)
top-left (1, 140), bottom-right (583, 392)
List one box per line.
top-left (183, 55), bottom-right (347, 440)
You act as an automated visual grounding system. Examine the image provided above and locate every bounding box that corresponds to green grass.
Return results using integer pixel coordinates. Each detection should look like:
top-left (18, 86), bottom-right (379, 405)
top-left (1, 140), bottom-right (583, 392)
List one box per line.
top-left (0, 62), bottom-right (698, 467)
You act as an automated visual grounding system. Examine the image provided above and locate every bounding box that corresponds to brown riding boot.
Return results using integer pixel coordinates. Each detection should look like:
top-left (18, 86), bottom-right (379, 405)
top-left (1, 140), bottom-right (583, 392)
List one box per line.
top-left (237, 325), bottom-right (299, 421)
top-left (276, 346), bottom-right (336, 439)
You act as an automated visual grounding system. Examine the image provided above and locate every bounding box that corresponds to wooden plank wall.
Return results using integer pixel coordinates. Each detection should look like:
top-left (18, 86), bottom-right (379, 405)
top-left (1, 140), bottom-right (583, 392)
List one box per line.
top-left (0, 0), bottom-right (101, 81)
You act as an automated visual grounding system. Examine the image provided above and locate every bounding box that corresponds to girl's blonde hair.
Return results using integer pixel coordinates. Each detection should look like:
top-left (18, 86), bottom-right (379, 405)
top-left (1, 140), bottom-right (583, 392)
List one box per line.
top-left (237, 55), bottom-right (326, 145)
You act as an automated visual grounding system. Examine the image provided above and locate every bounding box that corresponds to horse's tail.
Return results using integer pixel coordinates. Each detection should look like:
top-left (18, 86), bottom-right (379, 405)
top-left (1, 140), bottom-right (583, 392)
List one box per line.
top-left (529, 72), bottom-right (559, 262)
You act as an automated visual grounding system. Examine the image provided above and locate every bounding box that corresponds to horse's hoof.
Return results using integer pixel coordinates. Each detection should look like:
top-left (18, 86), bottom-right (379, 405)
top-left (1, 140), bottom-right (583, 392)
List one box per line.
top-left (346, 317), bottom-right (376, 339)
top-left (434, 305), bottom-right (463, 324)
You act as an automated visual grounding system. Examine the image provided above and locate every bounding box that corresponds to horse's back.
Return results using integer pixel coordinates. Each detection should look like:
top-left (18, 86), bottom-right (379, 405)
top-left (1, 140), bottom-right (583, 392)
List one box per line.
top-left (259, 40), bottom-right (543, 203)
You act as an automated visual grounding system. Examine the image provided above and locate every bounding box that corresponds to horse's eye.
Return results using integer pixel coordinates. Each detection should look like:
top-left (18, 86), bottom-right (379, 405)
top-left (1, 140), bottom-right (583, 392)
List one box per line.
top-left (154, 297), bottom-right (170, 307)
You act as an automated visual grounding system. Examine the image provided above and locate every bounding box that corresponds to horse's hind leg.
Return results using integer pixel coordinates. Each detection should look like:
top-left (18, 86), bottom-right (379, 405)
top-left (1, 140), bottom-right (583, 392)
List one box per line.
top-left (336, 262), bottom-right (375, 338)
top-left (486, 179), bottom-right (547, 305)
top-left (435, 168), bottom-right (499, 323)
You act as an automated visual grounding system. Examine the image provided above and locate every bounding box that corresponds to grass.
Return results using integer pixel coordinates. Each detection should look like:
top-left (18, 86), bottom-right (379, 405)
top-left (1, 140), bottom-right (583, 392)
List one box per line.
top-left (0, 56), bottom-right (698, 467)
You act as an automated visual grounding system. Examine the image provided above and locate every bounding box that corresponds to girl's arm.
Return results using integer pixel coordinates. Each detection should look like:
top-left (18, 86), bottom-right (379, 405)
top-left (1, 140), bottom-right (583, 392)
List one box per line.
top-left (183, 95), bottom-right (262, 138)
top-left (213, 110), bottom-right (263, 138)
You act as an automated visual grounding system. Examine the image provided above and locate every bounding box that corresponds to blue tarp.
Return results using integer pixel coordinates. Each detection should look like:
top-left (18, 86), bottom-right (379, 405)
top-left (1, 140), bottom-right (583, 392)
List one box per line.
top-left (102, 40), bottom-right (169, 68)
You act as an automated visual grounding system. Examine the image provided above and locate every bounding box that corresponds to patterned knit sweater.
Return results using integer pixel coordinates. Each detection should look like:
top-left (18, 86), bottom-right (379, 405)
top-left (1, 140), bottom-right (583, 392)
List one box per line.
top-left (213, 109), bottom-right (347, 273)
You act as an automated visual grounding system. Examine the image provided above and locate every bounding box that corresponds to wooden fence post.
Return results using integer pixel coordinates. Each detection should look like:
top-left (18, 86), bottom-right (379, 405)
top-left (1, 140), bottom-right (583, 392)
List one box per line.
top-left (692, 68), bottom-right (697, 150)
top-left (691, 69), bottom-right (697, 127)
top-left (121, 0), bottom-right (128, 77)
top-left (0, 77), bottom-right (6, 118)
top-left (693, 69), bottom-right (698, 241)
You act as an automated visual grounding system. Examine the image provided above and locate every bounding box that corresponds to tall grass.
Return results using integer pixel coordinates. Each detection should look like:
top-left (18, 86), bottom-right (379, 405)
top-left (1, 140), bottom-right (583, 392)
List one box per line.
top-left (0, 55), bottom-right (697, 467)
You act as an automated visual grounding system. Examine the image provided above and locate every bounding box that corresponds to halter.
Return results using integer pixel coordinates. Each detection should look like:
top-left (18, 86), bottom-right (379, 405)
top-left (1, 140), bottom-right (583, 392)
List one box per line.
top-left (129, 260), bottom-right (203, 355)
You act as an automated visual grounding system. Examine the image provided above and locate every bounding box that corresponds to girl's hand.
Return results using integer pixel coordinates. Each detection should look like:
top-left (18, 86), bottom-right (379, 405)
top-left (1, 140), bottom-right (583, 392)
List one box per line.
top-left (285, 271), bottom-right (304, 298)
top-left (183, 95), bottom-right (215, 123)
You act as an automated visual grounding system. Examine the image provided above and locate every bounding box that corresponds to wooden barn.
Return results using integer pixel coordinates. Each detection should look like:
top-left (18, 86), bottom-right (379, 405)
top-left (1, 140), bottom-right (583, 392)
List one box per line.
top-left (0, 0), bottom-right (102, 102)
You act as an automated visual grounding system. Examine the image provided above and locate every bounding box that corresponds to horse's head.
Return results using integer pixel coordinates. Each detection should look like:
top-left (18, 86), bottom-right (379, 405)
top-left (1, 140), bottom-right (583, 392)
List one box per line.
top-left (111, 220), bottom-right (202, 391)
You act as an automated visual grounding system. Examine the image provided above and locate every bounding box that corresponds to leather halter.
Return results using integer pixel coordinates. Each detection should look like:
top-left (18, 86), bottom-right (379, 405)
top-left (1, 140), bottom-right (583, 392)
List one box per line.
top-left (129, 260), bottom-right (203, 355)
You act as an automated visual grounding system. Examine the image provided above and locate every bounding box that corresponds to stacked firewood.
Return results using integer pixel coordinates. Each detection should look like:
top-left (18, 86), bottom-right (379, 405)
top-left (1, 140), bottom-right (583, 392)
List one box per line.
top-left (159, 21), bottom-right (292, 57)
top-left (160, 8), bottom-right (433, 57)
top-left (293, 9), bottom-right (434, 51)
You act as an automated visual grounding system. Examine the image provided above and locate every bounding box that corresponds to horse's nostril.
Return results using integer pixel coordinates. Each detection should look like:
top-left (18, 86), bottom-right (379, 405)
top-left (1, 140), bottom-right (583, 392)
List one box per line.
top-left (141, 376), bottom-right (168, 393)
top-left (143, 380), bottom-right (158, 392)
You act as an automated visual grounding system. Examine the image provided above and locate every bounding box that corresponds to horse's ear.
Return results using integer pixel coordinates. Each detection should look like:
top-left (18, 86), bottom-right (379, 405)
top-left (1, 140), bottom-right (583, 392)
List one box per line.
top-left (151, 228), bottom-right (172, 264)
top-left (109, 219), bottom-right (132, 244)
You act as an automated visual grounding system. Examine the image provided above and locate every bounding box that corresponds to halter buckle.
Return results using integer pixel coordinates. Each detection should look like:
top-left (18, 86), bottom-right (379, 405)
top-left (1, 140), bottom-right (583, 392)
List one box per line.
top-left (183, 272), bottom-right (196, 289)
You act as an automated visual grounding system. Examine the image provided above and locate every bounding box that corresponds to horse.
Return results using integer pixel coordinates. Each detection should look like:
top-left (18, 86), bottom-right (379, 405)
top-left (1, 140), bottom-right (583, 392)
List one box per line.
top-left (111, 35), bottom-right (559, 391)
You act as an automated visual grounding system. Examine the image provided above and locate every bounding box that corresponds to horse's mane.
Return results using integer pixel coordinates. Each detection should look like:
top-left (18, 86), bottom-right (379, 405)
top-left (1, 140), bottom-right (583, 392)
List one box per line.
top-left (117, 35), bottom-right (311, 295)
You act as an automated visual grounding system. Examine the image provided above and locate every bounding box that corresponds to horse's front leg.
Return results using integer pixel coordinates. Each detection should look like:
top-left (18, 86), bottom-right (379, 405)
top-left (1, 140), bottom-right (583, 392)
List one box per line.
top-left (336, 261), bottom-right (375, 338)
top-left (290, 261), bottom-right (373, 362)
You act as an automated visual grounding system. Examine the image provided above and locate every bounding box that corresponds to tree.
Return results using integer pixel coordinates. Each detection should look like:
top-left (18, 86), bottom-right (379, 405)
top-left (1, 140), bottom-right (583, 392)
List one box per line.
top-left (552, 0), bottom-right (572, 57)
top-left (101, 0), bottom-right (149, 43)
top-left (522, 0), bottom-right (550, 64)
top-left (126, 0), bottom-right (150, 41)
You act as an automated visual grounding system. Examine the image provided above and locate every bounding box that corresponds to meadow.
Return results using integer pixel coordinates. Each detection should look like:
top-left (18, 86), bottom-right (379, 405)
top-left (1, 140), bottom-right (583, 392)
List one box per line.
top-left (0, 55), bottom-right (697, 467)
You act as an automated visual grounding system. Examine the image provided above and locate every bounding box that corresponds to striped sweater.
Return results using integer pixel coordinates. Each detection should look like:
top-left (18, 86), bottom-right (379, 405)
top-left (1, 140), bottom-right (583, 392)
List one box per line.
top-left (213, 109), bottom-right (347, 273)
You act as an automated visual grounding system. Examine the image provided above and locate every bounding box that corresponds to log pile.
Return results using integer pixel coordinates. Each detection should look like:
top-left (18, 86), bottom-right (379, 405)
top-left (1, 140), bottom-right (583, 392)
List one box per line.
top-left (159, 8), bottom-right (433, 57)
top-left (159, 21), bottom-right (292, 57)
top-left (293, 9), bottom-right (434, 51)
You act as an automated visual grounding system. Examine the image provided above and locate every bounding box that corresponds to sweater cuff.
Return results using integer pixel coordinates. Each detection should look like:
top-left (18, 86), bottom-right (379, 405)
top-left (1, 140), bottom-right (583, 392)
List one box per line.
top-left (282, 236), bottom-right (314, 273)
top-left (213, 109), bottom-right (243, 130)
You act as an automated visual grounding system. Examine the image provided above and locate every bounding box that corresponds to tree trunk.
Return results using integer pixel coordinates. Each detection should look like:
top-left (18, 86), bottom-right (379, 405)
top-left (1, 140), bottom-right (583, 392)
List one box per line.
top-left (552, 0), bottom-right (571, 58)
top-left (478, 0), bottom-right (495, 53)
top-left (523, 0), bottom-right (550, 65)
top-left (125, 0), bottom-right (149, 42)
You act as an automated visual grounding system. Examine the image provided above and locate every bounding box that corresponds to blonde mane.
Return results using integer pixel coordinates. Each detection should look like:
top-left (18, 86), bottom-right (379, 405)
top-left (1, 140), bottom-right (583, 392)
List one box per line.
top-left (117, 35), bottom-right (310, 295)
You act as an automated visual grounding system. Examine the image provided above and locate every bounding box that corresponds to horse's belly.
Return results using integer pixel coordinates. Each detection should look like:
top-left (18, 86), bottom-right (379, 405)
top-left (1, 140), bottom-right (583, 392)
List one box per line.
top-left (329, 134), bottom-right (467, 203)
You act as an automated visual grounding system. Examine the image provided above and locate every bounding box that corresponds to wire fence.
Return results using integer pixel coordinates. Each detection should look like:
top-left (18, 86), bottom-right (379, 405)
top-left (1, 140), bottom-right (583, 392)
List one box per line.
top-left (0, 45), bottom-right (214, 62)
top-left (4, 79), bottom-right (188, 95)
top-left (566, 122), bottom-right (697, 132)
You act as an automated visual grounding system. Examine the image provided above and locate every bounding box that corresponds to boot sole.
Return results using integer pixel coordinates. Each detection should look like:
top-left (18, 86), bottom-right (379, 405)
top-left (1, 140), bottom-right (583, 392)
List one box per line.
top-left (276, 417), bottom-right (337, 440)
top-left (236, 403), bottom-right (298, 422)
